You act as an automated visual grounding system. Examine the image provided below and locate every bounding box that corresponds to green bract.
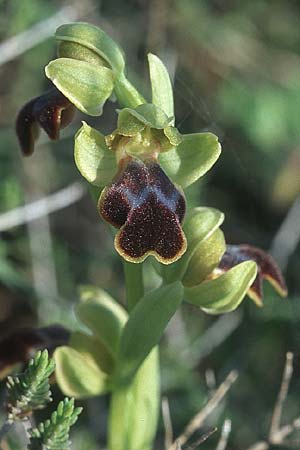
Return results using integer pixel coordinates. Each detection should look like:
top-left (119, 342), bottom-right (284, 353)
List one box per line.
top-left (76, 286), bottom-right (128, 358)
top-left (54, 332), bottom-right (112, 398)
top-left (45, 58), bottom-right (114, 116)
top-left (115, 282), bottom-right (183, 383)
top-left (182, 228), bottom-right (226, 287)
top-left (158, 207), bottom-right (225, 284)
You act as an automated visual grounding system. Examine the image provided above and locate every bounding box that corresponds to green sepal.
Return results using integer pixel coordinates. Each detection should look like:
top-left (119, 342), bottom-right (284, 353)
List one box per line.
top-left (55, 22), bottom-right (125, 77)
top-left (158, 207), bottom-right (224, 284)
top-left (116, 282), bottom-right (183, 383)
top-left (148, 53), bottom-right (174, 123)
top-left (182, 228), bottom-right (226, 287)
top-left (74, 122), bottom-right (117, 186)
top-left (54, 331), bottom-right (112, 399)
top-left (76, 286), bottom-right (128, 359)
top-left (159, 132), bottom-right (221, 188)
top-left (45, 58), bottom-right (114, 116)
top-left (184, 261), bottom-right (258, 314)
top-left (109, 348), bottom-right (159, 450)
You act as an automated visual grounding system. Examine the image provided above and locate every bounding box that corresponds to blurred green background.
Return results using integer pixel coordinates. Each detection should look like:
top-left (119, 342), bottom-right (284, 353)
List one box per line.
top-left (0, 0), bottom-right (300, 449)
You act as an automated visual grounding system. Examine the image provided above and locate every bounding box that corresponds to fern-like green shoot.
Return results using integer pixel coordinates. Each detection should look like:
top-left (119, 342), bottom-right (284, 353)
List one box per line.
top-left (28, 398), bottom-right (82, 450)
top-left (6, 349), bottom-right (55, 421)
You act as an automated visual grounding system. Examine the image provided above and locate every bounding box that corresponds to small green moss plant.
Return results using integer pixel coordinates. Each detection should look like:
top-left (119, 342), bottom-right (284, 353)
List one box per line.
top-left (0, 350), bottom-right (81, 449)
top-left (15, 23), bottom-right (287, 450)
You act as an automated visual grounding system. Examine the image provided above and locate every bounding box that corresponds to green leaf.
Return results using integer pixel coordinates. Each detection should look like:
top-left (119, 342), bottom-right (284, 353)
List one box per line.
top-left (158, 207), bottom-right (224, 284)
top-left (54, 332), bottom-right (111, 398)
top-left (76, 286), bottom-right (128, 359)
top-left (159, 132), bottom-right (221, 188)
top-left (182, 228), bottom-right (226, 287)
top-left (184, 261), bottom-right (258, 314)
top-left (45, 58), bottom-right (114, 116)
top-left (55, 22), bottom-right (125, 77)
top-left (116, 282), bottom-right (183, 382)
top-left (109, 348), bottom-right (159, 450)
top-left (148, 53), bottom-right (174, 122)
top-left (117, 104), bottom-right (170, 135)
top-left (74, 122), bottom-right (117, 186)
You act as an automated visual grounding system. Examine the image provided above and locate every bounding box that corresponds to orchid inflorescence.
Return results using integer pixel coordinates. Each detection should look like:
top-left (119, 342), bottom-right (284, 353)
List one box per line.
top-left (14, 22), bottom-right (288, 450)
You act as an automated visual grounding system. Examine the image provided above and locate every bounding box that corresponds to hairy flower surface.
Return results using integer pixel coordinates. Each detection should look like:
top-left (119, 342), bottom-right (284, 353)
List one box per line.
top-left (99, 158), bottom-right (186, 263)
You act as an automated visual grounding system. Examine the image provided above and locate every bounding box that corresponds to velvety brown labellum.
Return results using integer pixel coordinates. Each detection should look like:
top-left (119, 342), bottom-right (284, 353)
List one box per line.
top-left (99, 159), bottom-right (187, 264)
top-left (217, 244), bottom-right (288, 305)
top-left (0, 325), bottom-right (70, 379)
top-left (16, 88), bottom-right (75, 156)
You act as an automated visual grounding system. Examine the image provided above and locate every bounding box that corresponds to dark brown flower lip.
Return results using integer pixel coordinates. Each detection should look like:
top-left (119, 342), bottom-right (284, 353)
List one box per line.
top-left (216, 244), bottom-right (288, 306)
top-left (16, 87), bottom-right (75, 156)
top-left (0, 325), bottom-right (70, 380)
top-left (99, 158), bottom-right (187, 264)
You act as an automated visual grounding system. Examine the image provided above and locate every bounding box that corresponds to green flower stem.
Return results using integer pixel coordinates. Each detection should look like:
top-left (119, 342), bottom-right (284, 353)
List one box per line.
top-left (114, 73), bottom-right (146, 109)
top-left (123, 261), bottom-right (144, 312)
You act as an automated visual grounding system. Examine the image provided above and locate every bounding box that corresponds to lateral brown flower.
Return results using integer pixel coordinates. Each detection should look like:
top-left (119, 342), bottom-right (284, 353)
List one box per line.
top-left (16, 88), bottom-right (75, 156)
top-left (214, 244), bottom-right (288, 306)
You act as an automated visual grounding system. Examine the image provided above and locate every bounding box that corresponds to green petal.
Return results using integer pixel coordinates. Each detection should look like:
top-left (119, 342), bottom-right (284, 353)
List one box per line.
top-left (117, 109), bottom-right (145, 136)
top-left (182, 228), bottom-right (226, 287)
top-left (159, 132), bottom-right (221, 188)
top-left (116, 282), bottom-right (183, 383)
top-left (148, 53), bottom-right (174, 123)
top-left (76, 286), bottom-right (128, 359)
top-left (45, 58), bottom-right (114, 116)
top-left (55, 22), bottom-right (125, 77)
top-left (158, 207), bottom-right (224, 284)
top-left (184, 261), bottom-right (258, 314)
top-left (164, 126), bottom-right (182, 146)
top-left (54, 332), bottom-right (111, 399)
top-left (74, 122), bottom-right (117, 186)
top-left (109, 348), bottom-right (159, 450)
top-left (118, 103), bottom-right (170, 135)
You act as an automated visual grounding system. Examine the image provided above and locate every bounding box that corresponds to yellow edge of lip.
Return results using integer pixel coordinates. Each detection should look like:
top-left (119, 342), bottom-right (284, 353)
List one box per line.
top-left (114, 229), bottom-right (187, 265)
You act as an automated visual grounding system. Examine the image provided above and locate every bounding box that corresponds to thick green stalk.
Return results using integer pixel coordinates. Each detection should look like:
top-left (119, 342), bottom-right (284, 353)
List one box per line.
top-left (123, 261), bottom-right (144, 312)
top-left (108, 348), bottom-right (160, 450)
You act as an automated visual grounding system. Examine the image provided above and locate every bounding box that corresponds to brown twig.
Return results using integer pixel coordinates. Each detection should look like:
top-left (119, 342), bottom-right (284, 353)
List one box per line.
top-left (168, 370), bottom-right (238, 450)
